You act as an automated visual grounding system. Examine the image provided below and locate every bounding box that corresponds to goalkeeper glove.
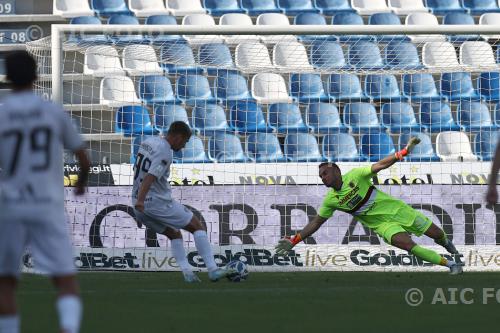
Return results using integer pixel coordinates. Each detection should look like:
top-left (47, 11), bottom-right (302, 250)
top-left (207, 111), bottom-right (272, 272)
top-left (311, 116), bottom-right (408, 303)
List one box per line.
top-left (275, 234), bottom-right (302, 256)
top-left (395, 137), bottom-right (421, 160)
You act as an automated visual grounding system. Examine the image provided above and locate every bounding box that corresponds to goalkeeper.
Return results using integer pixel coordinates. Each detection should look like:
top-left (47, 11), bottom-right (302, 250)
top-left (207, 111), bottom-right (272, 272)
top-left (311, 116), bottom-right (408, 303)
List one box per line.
top-left (275, 137), bottom-right (463, 275)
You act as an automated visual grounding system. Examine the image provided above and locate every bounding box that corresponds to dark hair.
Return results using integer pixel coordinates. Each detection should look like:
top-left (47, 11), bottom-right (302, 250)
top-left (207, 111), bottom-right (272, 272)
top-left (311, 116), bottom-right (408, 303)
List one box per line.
top-left (319, 162), bottom-right (340, 172)
top-left (6, 51), bottom-right (37, 87)
top-left (167, 121), bottom-right (192, 138)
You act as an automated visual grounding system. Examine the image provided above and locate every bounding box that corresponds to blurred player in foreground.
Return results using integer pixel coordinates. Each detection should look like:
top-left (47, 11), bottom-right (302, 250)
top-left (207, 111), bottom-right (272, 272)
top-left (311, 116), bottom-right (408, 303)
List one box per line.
top-left (0, 51), bottom-right (90, 333)
top-left (276, 137), bottom-right (463, 275)
top-left (486, 139), bottom-right (500, 205)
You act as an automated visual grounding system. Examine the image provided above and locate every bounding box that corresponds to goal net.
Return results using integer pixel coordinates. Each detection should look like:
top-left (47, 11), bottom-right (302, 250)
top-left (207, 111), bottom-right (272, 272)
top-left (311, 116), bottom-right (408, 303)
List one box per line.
top-left (26, 25), bottom-right (500, 272)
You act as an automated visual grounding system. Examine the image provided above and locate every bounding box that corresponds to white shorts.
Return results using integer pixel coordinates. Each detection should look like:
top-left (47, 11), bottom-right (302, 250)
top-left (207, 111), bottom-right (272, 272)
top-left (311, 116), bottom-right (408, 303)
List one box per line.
top-left (0, 211), bottom-right (76, 278)
top-left (134, 200), bottom-right (193, 234)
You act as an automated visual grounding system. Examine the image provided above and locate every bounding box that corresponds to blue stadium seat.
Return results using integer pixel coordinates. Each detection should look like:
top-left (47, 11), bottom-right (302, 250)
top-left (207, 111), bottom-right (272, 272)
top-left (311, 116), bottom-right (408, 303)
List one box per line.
top-left (309, 41), bottom-right (348, 70)
top-left (473, 130), bottom-right (499, 161)
top-left (69, 16), bottom-right (109, 44)
top-left (495, 103), bottom-right (500, 126)
top-left (294, 13), bottom-right (328, 40)
top-left (278, 0), bottom-right (320, 15)
top-left (360, 133), bottom-right (396, 162)
top-left (154, 104), bottom-right (191, 132)
top-left (290, 73), bottom-right (329, 103)
top-left (343, 103), bottom-right (381, 133)
top-left (198, 43), bottom-right (236, 75)
top-left (107, 14), bottom-right (147, 45)
top-left (306, 102), bottom-right (347, 133)
top-left (215, 72), bottom-right (253, 103)
top-left (368, 13), bottom-right (408, 42)
top-left (268, 103), bottom-right (311, 133)
top-left (160, 44), bottom-right (203, 75)
top-left (145, 15), bottom-right (182, 43)
top-left (209, 133), bottom-right (250, 162)
top-left (107, 13), bottom-right (138, 24)
top-left (246, 133), bottom-right (288, 162)
top-left (419, 101), bottom-right (461, 132)
top-left (399, 132), bottom-right (440, 161)
top-left (115, 105), bottom-right (157, 136)
top-left (240, 0), bottom-right (282, 15)
top-left (230, 102), bottom-right (270, 133)
top-left (440, 72), bottom-right (481, 102)
top-left (443, 12), bottom-right (478, 42)
top-left (478, 72), bottom-right (500, 102)
top-left (91, 0), bottom-right (131, 17)
top-left (139, 76), bottom-right (177, 105)
top-left (313, 0), bottom-right (355, 15)
top-left (384, 42), bottom-right (422, 70)
top-left (285, 133), bottom-right (324, 162)
top-left (176, 75), bottom-right (217, 106)
top-left (174, 136), bottom-right (212, 163)
top-left (192, 104), bottom-right (232, 135)
top-left (462, 0), bottom-right (500, 14)
top-left (348, 42), bottom-right (384, 70)
top-left (402, 73), bottom-right (442, 102)
top-left (327, 73), bottom-right (369, 102)
top-left (364, 74), bottom-right (408, 102)
top-left (381, 102), bottom-right (421, 133)
top-left (425, 0), bottom-right (467, 14)
top-left (322, 133), bottom-right (365, 162)
top-left (331, 13), bottom-right (373, 42)
top-left (204, 0), bottom-right (245, 15)
top-left (457, 101), bottom-right (496, 131)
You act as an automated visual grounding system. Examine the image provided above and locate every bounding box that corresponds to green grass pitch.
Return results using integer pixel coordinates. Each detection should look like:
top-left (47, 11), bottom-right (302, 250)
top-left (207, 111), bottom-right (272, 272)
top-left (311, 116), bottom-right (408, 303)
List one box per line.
top-left (18, 272), bottom-right (499, 333)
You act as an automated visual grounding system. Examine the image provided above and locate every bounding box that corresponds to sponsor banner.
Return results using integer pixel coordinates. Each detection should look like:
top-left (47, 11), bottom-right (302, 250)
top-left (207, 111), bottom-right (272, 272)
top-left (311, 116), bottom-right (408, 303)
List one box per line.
top-left (64, 164), bottom-right (114, 186)
top-left (110, 162), bottom-right (497, 186)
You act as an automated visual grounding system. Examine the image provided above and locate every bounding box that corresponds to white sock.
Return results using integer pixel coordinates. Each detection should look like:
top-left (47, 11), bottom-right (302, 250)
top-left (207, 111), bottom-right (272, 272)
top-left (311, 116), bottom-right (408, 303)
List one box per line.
top-left (56, 295), bottom-right (82, 333)
top-left (0, 315), bottom-right (19, 333)
top-left (193, 230), bottom-right (218, 272)
top-left (171, 238), bottom-right (192, 273)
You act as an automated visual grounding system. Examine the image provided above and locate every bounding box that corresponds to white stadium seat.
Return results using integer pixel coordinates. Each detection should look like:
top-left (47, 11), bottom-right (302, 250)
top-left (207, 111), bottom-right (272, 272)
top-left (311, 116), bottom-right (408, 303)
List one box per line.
top-left (251, 73), bottom-right (293, 104)
top-left (167, 0), bottom-right (206, 16)
top-left (405, 12), bottom-right (446, 42)
top-left (388, 0), bottom-right (429, 15)
top-left (84, 46), bottom-right (125, 77)
top-left (479, 13), bottom-right (500, 40)
top-left (352, 0), bottom-right (391, 15)
top-left (219, 13), bottom-right (260, 44)
top-left (122, 45), bottom-right (163, 76)
top-left (459, 41), bottom-right (497, 68)
top-left (128, 0), bottom-right (170, 17)
top-left (53, 0), bottom-right (94, 17)
top-left (100, 76), bottom-right (140, 107)
top-left (256, 13), bottom-right (297, 44)
top-left (422, 42), bottom-right (460, 69)
top-left (273, 41), bottom-right (314, 71)
top-left (436, 131), bottom-right (478, 162)
top-left (182, 14), bottom-right (223, 44)
top-left (235, 42), bottom-right (274, 72)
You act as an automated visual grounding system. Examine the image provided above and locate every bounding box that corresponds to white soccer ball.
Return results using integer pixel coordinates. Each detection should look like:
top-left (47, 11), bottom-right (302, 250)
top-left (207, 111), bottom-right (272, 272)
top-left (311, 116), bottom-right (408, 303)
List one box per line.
top-left (225, 260), bottom-right (249, 282)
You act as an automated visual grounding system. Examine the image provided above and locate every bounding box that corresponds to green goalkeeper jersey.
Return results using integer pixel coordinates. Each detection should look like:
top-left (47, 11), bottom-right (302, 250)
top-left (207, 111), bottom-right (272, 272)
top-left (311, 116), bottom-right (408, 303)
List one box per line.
top-left (318, 166), bottom-right (417, 228)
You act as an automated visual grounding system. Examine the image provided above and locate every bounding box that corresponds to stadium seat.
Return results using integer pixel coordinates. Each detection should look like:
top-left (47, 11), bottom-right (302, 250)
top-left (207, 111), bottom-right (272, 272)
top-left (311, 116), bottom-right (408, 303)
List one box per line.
top-left (91, 0), bottom-right (132, 17)
top-left (268, 103), bottom-right (310, 133)
top-left (182, 14), bottom-right (223, 44)
top-left (154, 104), bottom-right (191, 132)
top-left (160, 43), bottom-right (203, 74)
top-left (419, 101), bottom-right (461, 132)
top-left (167, 0), bottom-right (207, 16)
top-left (443, 12), bottom-right (478, 42)
top-left (174, 136), bottom-right (212, 163)
top-left (368, 13), bottom-right (408, 42)
top-left (107, 15), bottom-right (146, 45)
top-left (294, 13), bottom-right (328, 41)
top-left (322, 133), bottom-right (365, 162)
top-left (331, 12), bottom-right (373, 42)
top-left (84, 46), bottom-right (125, 77)
top-left (343, 103), bottom-right (381, 133)
top-left (327, 73), bottom-right (369, 102)
top-left (145, 15), bottom-right (182, 43)
top-left (347, 42), bottom-right (384, 69)
top-left (422, 42), bottom-right (460, 69)
top-left (192, 104), bottom-right (232, 135)
top-left (285, 133), bottom-right (324, 162)
top-left (364, 74), bottom-right (408, 102)
top-left (198, 43), bottom-right (236, 74)
top-left (381, 102), bottom-right (421, 133)
top-left (204, 0), bottom-right (245, 15)
top-left (208, 133), bottom-right (250, 162)
top-left (436, 131), bottom-right (478, 161)
top-left (462, 0), bottom-right (500, 14)
top-left (240, 0), bottom-right (282, 15)
top-left (128, 0), bottom-right (169, 17)
top-left (290, 73), bottom-right (329, 103)
top-left (457, 101), bottom-right (496, 131)
top-left (256, 13), bottom-right (297, 44)
top-left (313, 0), bottom-right (355, 15)
top-left (478, 72), bottom-right (500, 102)
top-left (115, 105), bottom-right (157, 136)
top-left (230, 102), bottom-right (270, 133)
top-left (309, 41), bottom-right (348, 70)
top-left (425, 0), bottom-right (467, 14)
top-left (100, 76), bottom-right (140, 107)
top-left (459, 41), bottom-right (497, 67)
top-left (123, 45), bottom-right (163, 76)
top-left (351, 0), bottom-right (391, 15)
top-left (273, 42), bottom-right (314, 71)
top-left (251, 73), bottom-right (294, 104)
top-left (139, 75), bottom-right (177, 104)
top-left (54, 0), bottom-right (94, 17)
top-left (440, 72), bottom-right (481, 102)
top-left (246, 133), bottom-right (288, 163)
top-left (495, 103), bottom-right (500, 126)
top-left (405, 12), bottom-right (446, 42)
top-left (176, 74), bottom-right (217, 106)
top-left (473, 130), bottom-right (499, 161)
top-left (306, 102), bottom-right (347, 133)
top-left (277, 0), bottom-right (320, 15)
top-left (360, 133), bottom-right (396, 161)
top-left (388, 0), bottom-right (429, 14)
top-left (69, 16), bottom-right (109, 45)
top-left (384, 42), bottom-right (422, 70)
top-left (215, 72), bottom-right (253, 103)
top-left (219, 13), bottom-right (260, 44)
top-left (479, 13), bottom-right (500, 40)
top-left (235, 42), bottom-right (274, 72)
top-left (402, 73), bottom-right (442, 102)
top-left (398, 132), bottom-right (440, 161)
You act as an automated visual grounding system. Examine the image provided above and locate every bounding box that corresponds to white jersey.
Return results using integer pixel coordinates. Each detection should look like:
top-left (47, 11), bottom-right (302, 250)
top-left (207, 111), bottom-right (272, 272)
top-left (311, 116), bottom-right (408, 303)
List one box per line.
top-left (132, 136), bottom-right (173, 207)
top-left (0, 91), bottom-right (83, 211)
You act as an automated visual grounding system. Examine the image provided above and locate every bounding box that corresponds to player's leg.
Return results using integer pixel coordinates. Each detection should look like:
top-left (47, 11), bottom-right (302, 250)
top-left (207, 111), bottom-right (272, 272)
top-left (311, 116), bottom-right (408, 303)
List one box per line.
top-left (162, 227), bottom-right (200, 283)
top-left (0, 277), bottom-right (19, 333)
top-left (424, 223), bottom-right (459, 255)
top-left (51, 275), bottom-right (82, 333)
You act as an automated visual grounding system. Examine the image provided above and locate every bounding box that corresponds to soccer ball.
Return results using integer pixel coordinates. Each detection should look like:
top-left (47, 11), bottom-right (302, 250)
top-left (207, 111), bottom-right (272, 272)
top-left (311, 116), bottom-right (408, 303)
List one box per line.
top-left (225, 260), bottom-right (249, 282)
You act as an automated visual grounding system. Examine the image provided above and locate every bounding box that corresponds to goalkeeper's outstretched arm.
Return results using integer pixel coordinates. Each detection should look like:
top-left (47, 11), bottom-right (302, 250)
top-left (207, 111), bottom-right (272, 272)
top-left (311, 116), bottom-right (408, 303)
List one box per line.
top-left (371, 137), bottom-right (421, 174)
top-left (275, 215), bottom-right (328, 255)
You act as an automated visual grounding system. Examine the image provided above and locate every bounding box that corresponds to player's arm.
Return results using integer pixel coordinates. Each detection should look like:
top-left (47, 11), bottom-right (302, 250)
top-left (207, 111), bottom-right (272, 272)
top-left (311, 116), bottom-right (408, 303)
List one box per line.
top-left (370, 137), bottom-right (421, 174)
top-left (74, 148), bottom-right (90, 195)
top-left (275, 215), bottom-right (328, 255)
top-left (486, 139), bottom-right (500, 204)
top-left (134, 173), bottom-right (157, 213)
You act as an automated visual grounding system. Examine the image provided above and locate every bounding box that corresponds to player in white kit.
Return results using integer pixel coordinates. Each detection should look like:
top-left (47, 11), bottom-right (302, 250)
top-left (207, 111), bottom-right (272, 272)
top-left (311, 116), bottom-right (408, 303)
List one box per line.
top-left (0, 51), bottom-right (90, 333)
top-left (132, 121), bottom-right (235, 282)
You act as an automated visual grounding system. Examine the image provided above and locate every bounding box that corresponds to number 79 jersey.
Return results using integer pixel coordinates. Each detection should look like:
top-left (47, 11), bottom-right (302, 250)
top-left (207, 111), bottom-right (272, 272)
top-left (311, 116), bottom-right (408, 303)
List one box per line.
top-left (132, 136), bottom-right (174, 207)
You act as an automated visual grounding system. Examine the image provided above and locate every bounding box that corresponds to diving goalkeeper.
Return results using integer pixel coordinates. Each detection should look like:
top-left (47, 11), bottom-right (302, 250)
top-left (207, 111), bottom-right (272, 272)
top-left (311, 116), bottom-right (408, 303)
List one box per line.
top-left (275, 137), bottom-right (463, 275)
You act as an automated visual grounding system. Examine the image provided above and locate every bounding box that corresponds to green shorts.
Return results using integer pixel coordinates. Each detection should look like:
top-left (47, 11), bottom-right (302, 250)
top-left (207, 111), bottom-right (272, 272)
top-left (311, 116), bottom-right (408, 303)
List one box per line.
top-left (373, 211), bottom-right (433, 245)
